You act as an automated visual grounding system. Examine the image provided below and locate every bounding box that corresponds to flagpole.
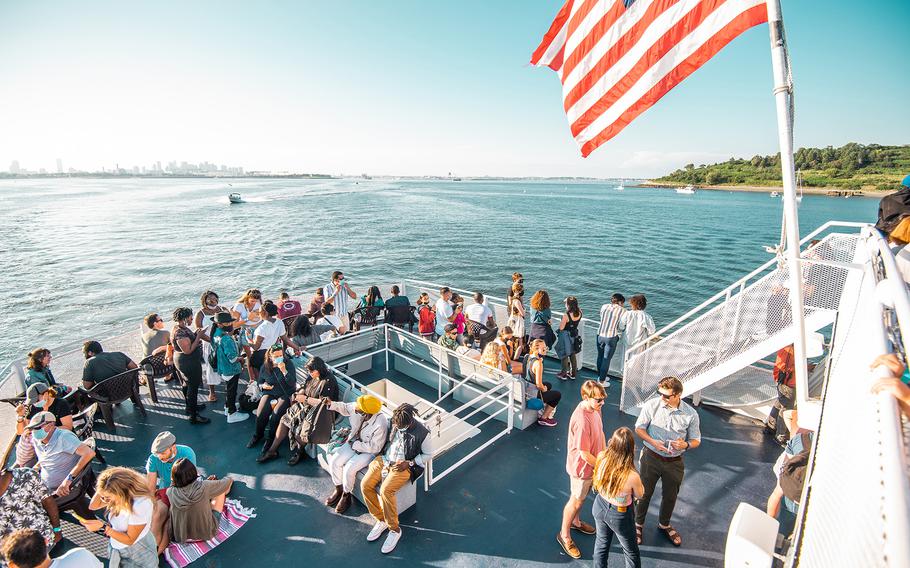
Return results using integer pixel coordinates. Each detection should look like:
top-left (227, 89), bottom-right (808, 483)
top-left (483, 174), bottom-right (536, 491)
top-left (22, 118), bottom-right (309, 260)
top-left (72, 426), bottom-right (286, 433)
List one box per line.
top-left (766, 0), bottom-right (811, 424)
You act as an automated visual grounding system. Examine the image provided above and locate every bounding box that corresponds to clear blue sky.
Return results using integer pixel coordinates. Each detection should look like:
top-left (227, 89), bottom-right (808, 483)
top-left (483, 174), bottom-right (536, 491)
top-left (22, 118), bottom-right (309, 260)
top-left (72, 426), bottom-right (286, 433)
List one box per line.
top-left (0, 0), bottom-right (907, 177)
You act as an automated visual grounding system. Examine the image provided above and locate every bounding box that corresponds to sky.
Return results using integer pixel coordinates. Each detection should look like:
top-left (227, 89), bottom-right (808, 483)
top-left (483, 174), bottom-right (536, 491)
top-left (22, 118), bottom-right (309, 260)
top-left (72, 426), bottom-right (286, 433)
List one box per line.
top-left (0, 0), bottom-right (908, 178)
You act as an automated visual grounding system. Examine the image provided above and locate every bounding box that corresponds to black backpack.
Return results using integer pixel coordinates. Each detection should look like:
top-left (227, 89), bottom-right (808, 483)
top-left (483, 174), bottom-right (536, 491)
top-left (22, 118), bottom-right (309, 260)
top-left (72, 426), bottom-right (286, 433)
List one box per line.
top-left (207, 324), bottom-right (219, 370)
top-left (780, 433), bottom-right (812, 503)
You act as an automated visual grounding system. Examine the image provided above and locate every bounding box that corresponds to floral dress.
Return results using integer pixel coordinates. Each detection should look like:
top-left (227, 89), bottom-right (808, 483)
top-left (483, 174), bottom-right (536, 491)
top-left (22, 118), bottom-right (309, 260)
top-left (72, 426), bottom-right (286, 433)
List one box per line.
top-left (0, 468), bottom-right (54, 544)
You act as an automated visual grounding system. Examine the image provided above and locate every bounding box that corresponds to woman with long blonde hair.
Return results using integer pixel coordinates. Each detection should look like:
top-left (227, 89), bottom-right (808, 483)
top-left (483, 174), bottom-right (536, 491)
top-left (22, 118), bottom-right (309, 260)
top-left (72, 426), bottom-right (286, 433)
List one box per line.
top-left (80, 467), bottom-right (160, 566)
top-left (591, 427), bottom-right (644, 568)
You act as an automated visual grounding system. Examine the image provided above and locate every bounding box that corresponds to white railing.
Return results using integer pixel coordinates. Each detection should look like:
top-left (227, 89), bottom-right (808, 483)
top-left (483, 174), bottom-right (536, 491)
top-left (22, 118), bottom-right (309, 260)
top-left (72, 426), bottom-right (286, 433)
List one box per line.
top-left (299, 323), bottom-right (517, 490)
top-left (787, 226), bottom-right (910, 567)
top-left (619, 223), bottom-right (866, 415)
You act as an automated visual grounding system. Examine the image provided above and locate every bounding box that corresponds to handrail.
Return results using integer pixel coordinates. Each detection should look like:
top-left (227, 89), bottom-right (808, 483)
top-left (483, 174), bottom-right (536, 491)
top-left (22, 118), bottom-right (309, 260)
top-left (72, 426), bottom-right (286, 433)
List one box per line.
top-left (865, 226), bottom-right (910, 357)
top-left (626, 221), bottom-right (869, 353)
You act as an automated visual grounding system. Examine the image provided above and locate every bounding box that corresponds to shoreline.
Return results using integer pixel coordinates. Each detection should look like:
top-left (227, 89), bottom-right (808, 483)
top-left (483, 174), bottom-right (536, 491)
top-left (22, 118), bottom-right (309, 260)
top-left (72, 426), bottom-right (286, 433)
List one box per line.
top-left (641, 181), bottom-right (878, 197)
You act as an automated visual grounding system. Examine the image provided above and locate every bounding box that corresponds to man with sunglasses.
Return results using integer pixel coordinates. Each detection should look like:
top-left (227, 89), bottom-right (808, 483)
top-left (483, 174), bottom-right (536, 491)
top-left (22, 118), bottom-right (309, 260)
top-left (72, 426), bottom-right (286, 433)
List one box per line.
top-left (634, 376), bottom-right (701, 548)
top-left (557, 380), bottom-right (607, 559)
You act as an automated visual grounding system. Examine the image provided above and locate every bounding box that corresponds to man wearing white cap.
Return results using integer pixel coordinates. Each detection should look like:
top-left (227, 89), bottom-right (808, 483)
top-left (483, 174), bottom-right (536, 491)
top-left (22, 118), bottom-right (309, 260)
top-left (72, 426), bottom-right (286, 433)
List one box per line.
top-left (323, 394), bottom-right (389, 514)
top-left (28, 411), bottom-right (95, 496)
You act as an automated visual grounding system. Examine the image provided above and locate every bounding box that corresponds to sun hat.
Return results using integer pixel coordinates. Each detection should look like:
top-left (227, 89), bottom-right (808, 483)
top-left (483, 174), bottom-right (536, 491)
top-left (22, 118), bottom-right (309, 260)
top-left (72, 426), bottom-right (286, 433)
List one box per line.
top-left (151, 431), bottom-right (177, 454)
top-left (355, 394), bottom-right (382, 415)
top-left (215, 312), bottom-right (236, 325)
top-left (26, 411), bottom-right (55, 430)
top-left (26, 382), bottom-right (50, 403)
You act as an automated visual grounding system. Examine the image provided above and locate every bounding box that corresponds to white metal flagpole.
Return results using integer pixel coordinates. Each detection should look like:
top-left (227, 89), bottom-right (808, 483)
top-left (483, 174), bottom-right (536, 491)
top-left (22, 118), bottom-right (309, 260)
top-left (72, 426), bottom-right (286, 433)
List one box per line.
top-left (766, 0), bottom-right (812, 424)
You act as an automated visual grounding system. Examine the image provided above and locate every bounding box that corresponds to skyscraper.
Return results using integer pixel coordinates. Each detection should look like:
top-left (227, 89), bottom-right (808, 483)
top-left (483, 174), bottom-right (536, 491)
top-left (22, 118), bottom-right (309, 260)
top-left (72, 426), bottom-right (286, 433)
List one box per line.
top-left (9, 160), bottom-right (20, 174)
top-left (56, 158), bottom-right (63, 173)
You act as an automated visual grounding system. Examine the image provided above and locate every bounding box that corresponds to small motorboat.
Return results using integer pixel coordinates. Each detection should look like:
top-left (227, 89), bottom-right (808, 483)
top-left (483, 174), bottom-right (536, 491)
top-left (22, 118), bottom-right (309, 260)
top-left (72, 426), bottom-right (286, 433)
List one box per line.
top-left (770, 191), bottom-right (780, 197)
top-left (228, 192), bottom-right (243, 204)
top-left (616, 182), bottom-right (625, 191)
top-left (675, 185), bottom-right (695, 195)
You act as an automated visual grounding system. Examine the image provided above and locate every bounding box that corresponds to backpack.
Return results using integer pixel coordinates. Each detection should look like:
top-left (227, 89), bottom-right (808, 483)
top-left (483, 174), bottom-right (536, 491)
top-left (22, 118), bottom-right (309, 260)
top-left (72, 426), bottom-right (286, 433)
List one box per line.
top-left (207, 324), bottom-right (220, 370)
top-left (418, 305), bottom-right (435, 334)
top-left (780, 433), bottom-right (812, 503)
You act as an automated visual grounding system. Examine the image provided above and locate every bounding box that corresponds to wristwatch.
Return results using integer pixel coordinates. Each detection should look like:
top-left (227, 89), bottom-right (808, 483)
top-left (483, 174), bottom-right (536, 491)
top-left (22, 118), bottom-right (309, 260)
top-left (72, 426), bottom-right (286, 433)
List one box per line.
top-left (52, 527), bottom-right (62, 533)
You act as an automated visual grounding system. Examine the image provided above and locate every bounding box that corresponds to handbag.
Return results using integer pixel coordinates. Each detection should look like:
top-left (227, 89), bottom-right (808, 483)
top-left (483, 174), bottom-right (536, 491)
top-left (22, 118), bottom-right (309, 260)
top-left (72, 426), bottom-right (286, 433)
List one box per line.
top-left (300, 400), bottom-right (335, 444)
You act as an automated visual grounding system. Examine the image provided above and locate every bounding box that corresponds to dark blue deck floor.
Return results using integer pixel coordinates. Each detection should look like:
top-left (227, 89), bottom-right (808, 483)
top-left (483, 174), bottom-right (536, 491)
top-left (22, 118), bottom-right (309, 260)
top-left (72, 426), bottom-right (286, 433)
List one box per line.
top-left (59, 359), bottom-right (781, 567)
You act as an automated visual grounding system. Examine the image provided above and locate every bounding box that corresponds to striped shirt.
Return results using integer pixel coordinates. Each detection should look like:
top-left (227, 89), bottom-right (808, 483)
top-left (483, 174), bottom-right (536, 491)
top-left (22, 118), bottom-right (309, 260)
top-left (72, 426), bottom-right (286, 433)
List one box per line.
top-left (598, 303), bottom-right (625, 338)
top-left (323, 282), bottom-right (352, 316)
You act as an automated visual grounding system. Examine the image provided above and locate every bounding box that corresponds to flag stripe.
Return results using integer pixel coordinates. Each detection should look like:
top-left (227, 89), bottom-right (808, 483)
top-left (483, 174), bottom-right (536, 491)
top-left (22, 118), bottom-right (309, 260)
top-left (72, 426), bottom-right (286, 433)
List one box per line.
top-left (561, 0), bottom-right (653, 86)
top-left (530, 0), bottom-right (574, 68)
top-left (569, 0), bottom-right (729, 135)
top-left (562, 0), bottom-right (681, 112)
top-left (578, 3), bottom-right (768, 156)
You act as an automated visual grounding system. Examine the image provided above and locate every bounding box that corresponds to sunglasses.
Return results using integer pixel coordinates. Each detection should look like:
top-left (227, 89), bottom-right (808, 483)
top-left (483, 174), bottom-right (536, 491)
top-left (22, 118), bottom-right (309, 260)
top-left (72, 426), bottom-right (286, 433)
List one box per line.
top-left (592, 397), bottom-right (606, 404)
top-left (659, 392), bottom-right (677, 400)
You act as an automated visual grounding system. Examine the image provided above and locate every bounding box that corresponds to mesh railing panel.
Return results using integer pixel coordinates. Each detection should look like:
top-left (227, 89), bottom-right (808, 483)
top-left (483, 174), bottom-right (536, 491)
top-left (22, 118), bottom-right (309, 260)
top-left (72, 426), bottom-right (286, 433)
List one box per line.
top-left (620, 234), bottom-right (859, 413)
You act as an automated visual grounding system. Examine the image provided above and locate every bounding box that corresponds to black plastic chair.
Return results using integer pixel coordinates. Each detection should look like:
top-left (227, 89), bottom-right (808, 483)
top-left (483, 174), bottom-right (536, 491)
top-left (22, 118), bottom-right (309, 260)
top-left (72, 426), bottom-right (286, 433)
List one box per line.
top-left (351, 305), bottom-right (383, 331)
top-left (138, 354), bottom-right (172, 404)
top-left (467, 320), bottom-right (498, 351)
top-left (71, 402), bottom-right (106, 465)
top-left (54, 460), bottom-right (96, 519)
top-left (385, 305), bottom-right (416, 333)
top-left (83, 368), bottom-right (146, 431)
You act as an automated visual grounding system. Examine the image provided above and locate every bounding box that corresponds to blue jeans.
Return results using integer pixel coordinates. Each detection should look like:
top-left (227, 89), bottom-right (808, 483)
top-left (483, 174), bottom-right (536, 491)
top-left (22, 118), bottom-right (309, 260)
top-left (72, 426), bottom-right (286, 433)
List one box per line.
top-left (596, 336), bottom-right (620, 381)
top-left (593, 494), bottom-right (641, 568)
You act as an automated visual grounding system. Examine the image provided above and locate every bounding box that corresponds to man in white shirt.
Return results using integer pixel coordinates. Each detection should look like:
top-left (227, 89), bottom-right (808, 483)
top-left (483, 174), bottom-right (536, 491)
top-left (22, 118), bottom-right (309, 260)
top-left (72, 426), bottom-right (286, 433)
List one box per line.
top-left (434, 287), bottom-right (455, 337)
top-left (323, 271), bottom-right (357, 330)
top-left (464, 292), bottom-right (497, 349)
top-left (1, 528), bottom-right (103, 568)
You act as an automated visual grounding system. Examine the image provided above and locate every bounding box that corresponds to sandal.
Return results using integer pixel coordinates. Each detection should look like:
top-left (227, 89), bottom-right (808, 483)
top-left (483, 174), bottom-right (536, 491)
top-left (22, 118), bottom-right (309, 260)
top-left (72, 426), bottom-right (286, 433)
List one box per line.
top-left (207, 394), bottom-right (218, 402)
top-left (636, 524), bottom-right (643, 545)
top-left (660, 525), bottom-right (682, 547)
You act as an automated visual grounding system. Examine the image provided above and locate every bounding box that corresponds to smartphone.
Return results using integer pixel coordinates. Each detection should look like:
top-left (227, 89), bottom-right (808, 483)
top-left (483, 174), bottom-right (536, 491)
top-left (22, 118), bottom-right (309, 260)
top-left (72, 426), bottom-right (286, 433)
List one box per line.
top-left (71, 512), bottom-right (107, 528)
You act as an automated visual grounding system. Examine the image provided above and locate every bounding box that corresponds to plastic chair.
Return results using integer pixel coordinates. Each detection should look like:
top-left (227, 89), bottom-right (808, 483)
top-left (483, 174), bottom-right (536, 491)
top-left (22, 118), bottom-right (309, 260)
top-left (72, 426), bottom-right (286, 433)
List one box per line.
top-left (351, 305), bottom-right (383, 331)
top-left (54, 459), bottom-right (96, 519)
top-left (71, 403), bottom-right (106, 465)
top-left (467, 320), bottom-right (497, 351)
top-left (82, 368), bottom-right (146, 431)
top-left (385, 305), bottom-right (416, 332)
top-left (138, 354), bottom-right (172, 404)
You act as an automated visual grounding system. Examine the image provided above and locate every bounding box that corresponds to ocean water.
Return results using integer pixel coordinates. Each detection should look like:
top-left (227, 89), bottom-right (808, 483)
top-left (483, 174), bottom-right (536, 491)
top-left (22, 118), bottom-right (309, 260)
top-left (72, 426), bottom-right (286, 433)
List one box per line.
top-left (0, 177), bottom-right (878, 366)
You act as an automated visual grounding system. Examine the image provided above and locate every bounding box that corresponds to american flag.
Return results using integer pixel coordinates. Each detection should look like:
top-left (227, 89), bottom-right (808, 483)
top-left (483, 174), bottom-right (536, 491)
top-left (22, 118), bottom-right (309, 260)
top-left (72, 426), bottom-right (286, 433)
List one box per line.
top-left (532, 0), bottom-right (769, 157)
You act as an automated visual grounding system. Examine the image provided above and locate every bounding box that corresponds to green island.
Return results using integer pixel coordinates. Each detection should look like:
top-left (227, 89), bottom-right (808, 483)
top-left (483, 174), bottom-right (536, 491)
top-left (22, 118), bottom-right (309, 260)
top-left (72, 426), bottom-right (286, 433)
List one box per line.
top-left (654, 143), bottom-right (910, 192)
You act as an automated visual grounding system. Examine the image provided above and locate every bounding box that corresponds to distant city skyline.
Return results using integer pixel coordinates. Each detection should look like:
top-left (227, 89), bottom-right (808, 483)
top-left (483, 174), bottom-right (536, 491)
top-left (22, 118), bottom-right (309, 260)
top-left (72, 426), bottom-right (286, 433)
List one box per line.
top-left (1, 1), bottom-right (907, 178)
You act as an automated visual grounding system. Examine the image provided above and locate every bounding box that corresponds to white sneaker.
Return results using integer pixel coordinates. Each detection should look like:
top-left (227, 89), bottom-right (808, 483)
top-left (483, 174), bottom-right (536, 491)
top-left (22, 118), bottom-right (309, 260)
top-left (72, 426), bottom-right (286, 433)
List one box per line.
top-left (367, 521), bottom-right (388, 542)
top-left (381, 528), bottom-right (402, 553)
top-left (601, 380), bottom-right (611, 388)
top-left (227, 411), bottom-right (250, 423)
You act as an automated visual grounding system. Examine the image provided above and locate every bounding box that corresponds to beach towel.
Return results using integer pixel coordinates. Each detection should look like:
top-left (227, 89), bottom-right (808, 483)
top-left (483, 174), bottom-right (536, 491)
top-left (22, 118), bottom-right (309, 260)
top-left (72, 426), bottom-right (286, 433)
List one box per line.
top-left (163, 499), bottom-right (255, 568)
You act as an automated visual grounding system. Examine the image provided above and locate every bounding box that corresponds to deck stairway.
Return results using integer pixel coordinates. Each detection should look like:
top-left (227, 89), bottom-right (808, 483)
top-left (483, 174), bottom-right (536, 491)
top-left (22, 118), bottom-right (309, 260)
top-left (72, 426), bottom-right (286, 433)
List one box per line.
top-left (620, 223), bottom-right (863, 416)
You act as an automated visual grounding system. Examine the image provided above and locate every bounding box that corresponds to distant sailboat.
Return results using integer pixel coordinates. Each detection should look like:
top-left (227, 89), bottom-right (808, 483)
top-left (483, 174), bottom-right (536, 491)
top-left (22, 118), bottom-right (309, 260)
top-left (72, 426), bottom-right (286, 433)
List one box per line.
top-left (796, 169), bottom-right (803, 203)
top-left (675, 185), bottom-right (695, 195)
top-left (616, 180), bottom-right (625, 191)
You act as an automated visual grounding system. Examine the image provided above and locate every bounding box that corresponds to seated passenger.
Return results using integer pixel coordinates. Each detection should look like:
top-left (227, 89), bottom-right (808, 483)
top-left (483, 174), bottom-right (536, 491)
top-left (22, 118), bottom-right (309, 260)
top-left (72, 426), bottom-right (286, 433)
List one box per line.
top-left (277, 291), bottom-right (302, 320)
top-left (361, 403), bottom-right (432, 554)
top-left (307, 287), bottom-right (326, 321)
top-left (384, 285), bottom-right (411, 309)
top-left (437, 324), bottom-right (459, 350)
top-left (140, 313), bottom-right (170, 359)
top-left (323, 394), bottom-right (389, 514)
top-left (247, 347), bottom-right (297, 456)
top-left (480, 342), bottom-right (507, 372)
top-left (465, 292), bottom-right (497, 349)
top-left (0, 471), bottom-right (63, 553)
top-left (1, 528), bottom-right (102, 568)
top-left (250, 301), bottom-right (301, 371)
top-left (24, 348), bottom-right (70, 396)
top-left (81, 340), bottom-right (137, 390)
top-left (318, 303), bottom-right (347, 341)
top-left (493, 326), bottom-right (524, 375)
top-left (81, 467), bottom-right (157, 567)
top-left (290, 313), bottom-right (321, 347)
top-left (357, 286), bottom-right (385, 310)
top-left (526, 339), bottom-right (561, 427)
top-left (766, 409), bottom-right (812, 536)
top-left (146, 431), bottom-right (195, 553)
top-left (15, 384), bottom-right (74, 467)
top-left (28, 412), bottom-right (95, 496)
top-left (258, 356), bottom-right (339, 465)
top-left (166, 459), bottom-right (233, 544)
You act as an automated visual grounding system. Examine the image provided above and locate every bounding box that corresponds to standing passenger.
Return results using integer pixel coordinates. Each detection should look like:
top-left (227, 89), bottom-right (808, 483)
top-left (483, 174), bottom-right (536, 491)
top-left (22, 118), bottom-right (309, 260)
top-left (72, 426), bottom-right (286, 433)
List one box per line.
top-left (529, 290), bottom-right (556, 349)
top-left (323, 271), bottom-right (357, 331)
top-left (596, 294), bottom-right (626, 387)
top-left (619, 294), bottom-right (655, 358)
top-left (591, 427), bottom-right (643, 568)
top-left (634, 376), bottom-right (701, 547)
top-left (556, 296), bottom-right (583, 380)
top-left (557, 380), bottom-right (607, 560)
top-left (171, 307), bottom-right (209, 425)
top-left (434, 287), bottom-right (455, 338)
top-left (195, 290), bottom-right (227, 403)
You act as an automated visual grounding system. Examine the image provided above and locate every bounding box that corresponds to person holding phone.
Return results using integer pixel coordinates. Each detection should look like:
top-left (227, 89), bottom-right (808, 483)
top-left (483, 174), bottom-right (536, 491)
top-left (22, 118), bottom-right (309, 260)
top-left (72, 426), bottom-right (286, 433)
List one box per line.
top-left (80, 467), bottom-right (158, 567)
top-left (247, 346), bottom-right (297, 457)
top-left (633, 376), bottom-right (701, 548)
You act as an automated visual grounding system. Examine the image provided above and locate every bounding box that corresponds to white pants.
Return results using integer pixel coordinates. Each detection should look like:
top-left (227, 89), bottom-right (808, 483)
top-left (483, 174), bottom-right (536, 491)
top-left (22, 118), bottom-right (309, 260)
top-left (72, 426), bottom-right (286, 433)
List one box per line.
top-left (327, 444), bottom-right (374, 493)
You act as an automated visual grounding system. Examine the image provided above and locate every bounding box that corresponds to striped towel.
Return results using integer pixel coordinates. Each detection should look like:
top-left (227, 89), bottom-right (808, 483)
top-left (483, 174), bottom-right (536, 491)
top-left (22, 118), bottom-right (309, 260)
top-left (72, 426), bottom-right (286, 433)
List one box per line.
top-left (164, 499), bottom-right (256, 568)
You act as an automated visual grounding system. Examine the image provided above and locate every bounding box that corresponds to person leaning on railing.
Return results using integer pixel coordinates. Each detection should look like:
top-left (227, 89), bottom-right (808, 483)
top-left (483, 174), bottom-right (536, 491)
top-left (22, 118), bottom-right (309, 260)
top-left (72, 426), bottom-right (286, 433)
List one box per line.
top-left (870, 353), bottom-right (910, 419)
top-left (619, 295), bottom-right (655, 358)
top-left (24, 348), bottom-right (70, 396)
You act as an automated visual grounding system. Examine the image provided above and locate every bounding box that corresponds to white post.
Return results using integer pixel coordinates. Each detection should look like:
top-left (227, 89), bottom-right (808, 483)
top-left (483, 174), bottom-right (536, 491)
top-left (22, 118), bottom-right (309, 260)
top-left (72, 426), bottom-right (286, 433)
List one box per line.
top-left (767, 0), bottom-right (810, 422)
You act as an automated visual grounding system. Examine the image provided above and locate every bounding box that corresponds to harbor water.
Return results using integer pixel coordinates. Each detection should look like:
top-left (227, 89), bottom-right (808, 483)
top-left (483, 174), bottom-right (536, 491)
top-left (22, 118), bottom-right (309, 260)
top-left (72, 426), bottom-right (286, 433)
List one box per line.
top-left (0, 177), bottom-right (877, 365)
